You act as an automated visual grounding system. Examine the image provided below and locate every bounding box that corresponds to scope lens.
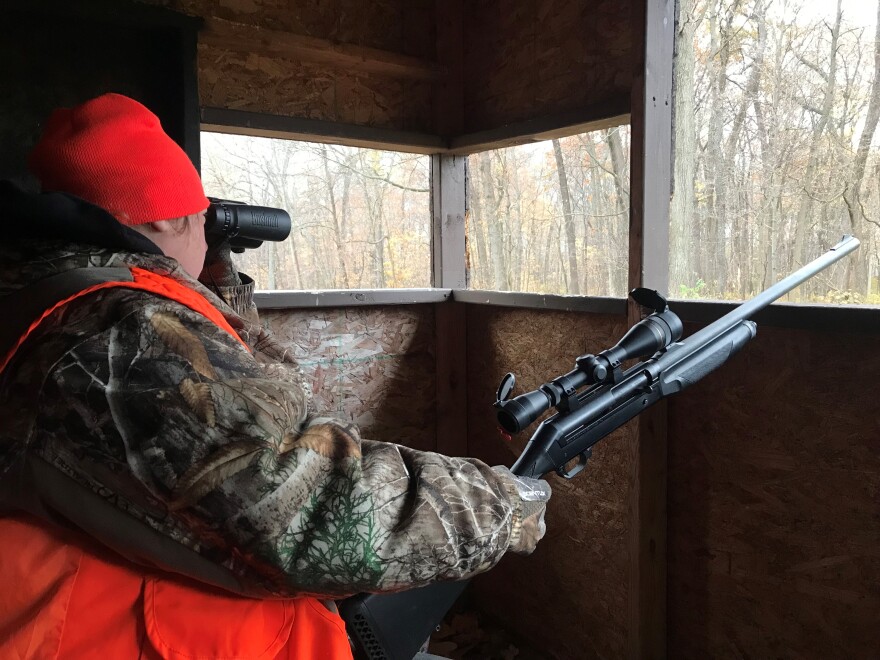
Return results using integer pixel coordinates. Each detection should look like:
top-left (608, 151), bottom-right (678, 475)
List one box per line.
top-left (497, 390), bottom-right (551, 433)
top-left (497, 409), bottom-right (521, 434)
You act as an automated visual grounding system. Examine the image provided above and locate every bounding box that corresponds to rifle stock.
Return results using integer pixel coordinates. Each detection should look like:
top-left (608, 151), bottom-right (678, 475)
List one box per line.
top-left (340, 236), bottom-right (860, 660)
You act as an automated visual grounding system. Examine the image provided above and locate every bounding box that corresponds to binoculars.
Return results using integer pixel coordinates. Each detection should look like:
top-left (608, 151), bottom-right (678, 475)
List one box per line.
top-left (205, 198), bottom-right (291, 252)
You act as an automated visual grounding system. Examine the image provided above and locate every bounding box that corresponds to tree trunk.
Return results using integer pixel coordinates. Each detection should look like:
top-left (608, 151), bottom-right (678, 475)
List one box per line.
top-left (506, 158), bottom-right (524, 291)
top-left (468, 176), bottom-right (490, 289)
top-left (552, 139), bottom-right (580, 294)
top-left (540, 223), bottom-right (552, 292)
top-left (272, 144), bottom-right (304, 288)
top-left (670, 0), bottom-right (700, 294)
top-left (373, 216), bottom-right (386, 288)
top-left (478, 151), bottom-right (509, 290)
top-left (724, 0), bottom-right (766, 295)
top-left (791, 0), bottom-right (842, 274)
top-left (607, 127), bottom-right (630, 294)
top-left (706, 1), bottom-right (740, 294)
top-left (843, 0), bottom-right (880, 294)
top-left (320, 144), bottom-right (351, 288)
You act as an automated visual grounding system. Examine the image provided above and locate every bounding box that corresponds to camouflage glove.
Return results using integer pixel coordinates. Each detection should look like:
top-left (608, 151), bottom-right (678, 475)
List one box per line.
top-left (492, 466), bottom-right (551, 555)
top-left (199, 239), bottom-right (241, 290)
top-left (198, 240), bottom-right (259, 323)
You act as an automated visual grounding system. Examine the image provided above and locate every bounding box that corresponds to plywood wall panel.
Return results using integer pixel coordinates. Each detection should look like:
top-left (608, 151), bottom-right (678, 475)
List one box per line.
top-left (465, 306), bottom-right (633, 659)
top-left (667, 325), bottom-right (880, 658)
top-left (200, 47), bottom-right (434, 129)
top-left (168, 0), bottom-right (435, 56)
top-left (462, 0), bottom-right (632, 133)
top-left (144, 0), bottom-right (636, 136)
top-left (198, 48), bottom-right (335, 117)
top-left (147, 0), bottom-right (437, 131)
top-left (261, 306), bottom-right (437, 452)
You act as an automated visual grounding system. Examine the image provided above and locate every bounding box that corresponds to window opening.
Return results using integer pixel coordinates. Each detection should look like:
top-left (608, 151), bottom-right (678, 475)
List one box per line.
top-left (671, 0), bottom-right (880, 305)
top-left (466, 126), bottom-right (631, 296)
top-left (201, 132), bottom-right (431, 290)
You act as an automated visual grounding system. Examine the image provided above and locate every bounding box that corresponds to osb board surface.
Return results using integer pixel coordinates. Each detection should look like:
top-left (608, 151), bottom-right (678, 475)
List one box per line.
top-left (149, 0), bottom-right (436, 130)
top-left (261, 306), bottom-right (436, 452)
top-left (173, 0), bottom-right (435, 58)
top-left (462, 0), bottom-right (632, 132)
top-left (465, 306), bottom-right (633, 660)
top-left (199, 57), bottom-right (434, 130)
top-left (668, 325), bottom-right (880, 658)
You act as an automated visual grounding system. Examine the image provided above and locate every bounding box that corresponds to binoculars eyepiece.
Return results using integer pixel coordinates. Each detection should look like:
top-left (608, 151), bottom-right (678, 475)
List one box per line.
top-left (205, 197), bottom-right (292, 252)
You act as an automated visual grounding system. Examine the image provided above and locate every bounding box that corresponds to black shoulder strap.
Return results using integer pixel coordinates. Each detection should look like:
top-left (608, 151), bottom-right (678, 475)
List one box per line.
top-left (0, 267), bottom-right (133, 367)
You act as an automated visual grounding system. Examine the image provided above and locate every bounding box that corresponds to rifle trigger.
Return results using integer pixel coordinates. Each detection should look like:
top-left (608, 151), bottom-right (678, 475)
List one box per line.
top-left (557, 449), bottom-right (592, 479)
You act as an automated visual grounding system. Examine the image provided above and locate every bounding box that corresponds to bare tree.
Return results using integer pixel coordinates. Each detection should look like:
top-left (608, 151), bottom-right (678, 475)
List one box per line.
top-left (843, 0), bottom-right (880, 293)
top-left (552, 138), bottom-right (580, 294)
top-left (671, 0), bottom-right (704, 292)
top-left (790, 0), bottom-right (844, 272)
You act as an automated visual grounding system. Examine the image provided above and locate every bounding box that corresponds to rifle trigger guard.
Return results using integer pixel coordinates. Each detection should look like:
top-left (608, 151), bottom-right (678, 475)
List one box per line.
top-left (557, 449), bottom-right (592, 479)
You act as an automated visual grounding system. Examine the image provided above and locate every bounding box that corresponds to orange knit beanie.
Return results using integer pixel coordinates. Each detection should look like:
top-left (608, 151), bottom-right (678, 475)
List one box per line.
top-left (28, 93), bottom-right (209, 225)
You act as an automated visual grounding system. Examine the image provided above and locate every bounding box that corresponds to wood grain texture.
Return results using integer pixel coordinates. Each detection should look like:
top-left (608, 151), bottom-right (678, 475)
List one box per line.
top-left (465, 306), bottom-right (633, 659)
top-left (434, 303), bottom-right (468, 457)
top-left (667, 324), bottom-right (880, 658)
top-left (627, 0), bottom-right (676, 655)
top-left (197, 45), bottom-right (434, 129)
top-left (142, 0), bottom-right (638, 138)
top-left (167, 0), bottom-right (436, 57)
top-left (147, 0), bottom-right (437, 131)
top-left (461, 0), bottom-right (633, 133)
top-left (434, 0), bottom-right (463, 137)
top-left (430, 153), bottom-right (468, 456)
top-left (261, 306), bottom-right (436, 452)
top-left (201, 17), bottom-right (444, 81)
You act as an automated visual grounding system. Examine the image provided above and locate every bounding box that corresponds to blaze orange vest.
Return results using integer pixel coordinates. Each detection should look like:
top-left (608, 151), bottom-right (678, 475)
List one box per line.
top-left (0, 268), bottom-right (353, 659)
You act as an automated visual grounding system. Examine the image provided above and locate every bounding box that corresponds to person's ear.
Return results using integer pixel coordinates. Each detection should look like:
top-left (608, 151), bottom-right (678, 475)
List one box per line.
top-left (145, 219), bottom-right (176, 234)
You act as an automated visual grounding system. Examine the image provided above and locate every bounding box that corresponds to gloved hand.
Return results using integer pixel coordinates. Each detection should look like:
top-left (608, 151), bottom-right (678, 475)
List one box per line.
top-left (492, 466), bottom-right (551, 555)
top-left (199, 239), bottom-right (241, 290)
top-left (198, 240), bottom-right (260, 323)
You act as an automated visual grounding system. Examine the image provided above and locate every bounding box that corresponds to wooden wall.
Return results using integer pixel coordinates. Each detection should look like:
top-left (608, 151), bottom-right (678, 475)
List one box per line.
top-left (257, 303), bottom-right (635, 659)
top-left (2, 3), bottom-right (199, 186)
top-left (152, 0), bottom-right (438, 132)
top-left (257, 303), bottom-right (629, 658)
top-left (464, 306), bottom-right (880, 658)
top-left (464, 306), bottom-right (633, 659)
top-left (667, 324), bottom-right (880, 658)
top-left (143, 0), bottom-right (636, 139)
top-left (461, 0), bottom-right (632, 134)
top-left (261, 305), bottom-right (437, 452)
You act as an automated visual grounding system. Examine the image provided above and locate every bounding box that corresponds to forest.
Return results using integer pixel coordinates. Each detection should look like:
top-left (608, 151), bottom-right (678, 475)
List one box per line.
top-left (202, 0), bottom-right (880, 305)
top-left (202, 135), bottom-right (431, 290)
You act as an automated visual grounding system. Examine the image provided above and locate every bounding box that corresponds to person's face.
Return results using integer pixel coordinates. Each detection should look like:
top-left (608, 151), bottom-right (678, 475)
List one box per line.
top-left (134, 210), bottom-right (208, 279)
top-left (172, 210), bottom-right (208, 278)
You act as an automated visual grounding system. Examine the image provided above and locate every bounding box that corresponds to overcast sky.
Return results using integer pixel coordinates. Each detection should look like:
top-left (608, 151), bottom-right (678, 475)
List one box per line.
top-left (789, 0), bottom-right (877, 30)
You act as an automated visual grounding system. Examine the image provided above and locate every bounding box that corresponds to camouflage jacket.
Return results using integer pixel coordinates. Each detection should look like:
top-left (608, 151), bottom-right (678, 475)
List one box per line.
top-left (0, 184), bottom-right (526, 598)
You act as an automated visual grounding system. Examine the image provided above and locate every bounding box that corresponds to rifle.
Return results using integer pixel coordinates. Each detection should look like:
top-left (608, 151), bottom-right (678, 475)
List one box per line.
top-left (339, 236), bottom-right (860, 660)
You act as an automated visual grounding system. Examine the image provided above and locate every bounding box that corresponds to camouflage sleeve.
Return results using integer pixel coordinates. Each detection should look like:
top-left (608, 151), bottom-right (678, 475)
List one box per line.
top-left (30, 292), bottom-right (526, 597)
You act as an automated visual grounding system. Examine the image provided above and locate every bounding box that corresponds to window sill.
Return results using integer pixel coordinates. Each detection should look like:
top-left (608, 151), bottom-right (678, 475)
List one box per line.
top-left (253, 289), bottom-right (880, 333)
top-left (254, 288), bottom-right (451, 309)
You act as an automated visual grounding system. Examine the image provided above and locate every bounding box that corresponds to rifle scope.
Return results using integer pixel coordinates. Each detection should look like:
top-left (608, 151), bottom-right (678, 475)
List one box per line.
top-left (205, 197), bottom-right (292, 252)
top-left (495, 289), bottom-right (683, 434)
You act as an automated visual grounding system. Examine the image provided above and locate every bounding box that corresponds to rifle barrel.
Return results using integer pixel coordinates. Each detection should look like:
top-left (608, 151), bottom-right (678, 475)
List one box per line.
top-left (676, 236), bottom-right (859, 359)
